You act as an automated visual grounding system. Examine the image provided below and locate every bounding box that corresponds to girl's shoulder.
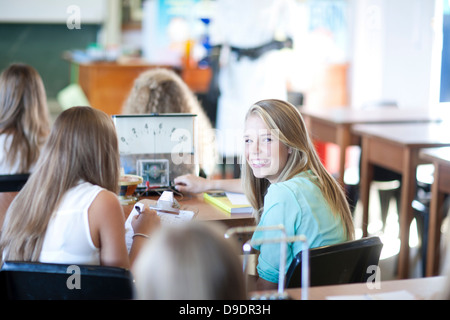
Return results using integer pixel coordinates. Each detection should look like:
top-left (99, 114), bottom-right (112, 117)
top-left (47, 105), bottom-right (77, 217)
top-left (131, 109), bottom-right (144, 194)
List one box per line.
top-left (269, 170), bottom-right (317, 193)
top-left (265, 171), bottom-right (322, 208)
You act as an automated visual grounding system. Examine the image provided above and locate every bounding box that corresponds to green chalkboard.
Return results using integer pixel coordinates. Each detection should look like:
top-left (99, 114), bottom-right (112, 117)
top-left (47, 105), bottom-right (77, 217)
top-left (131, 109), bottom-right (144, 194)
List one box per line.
top-left (0, 23), bottom-right (100, 98)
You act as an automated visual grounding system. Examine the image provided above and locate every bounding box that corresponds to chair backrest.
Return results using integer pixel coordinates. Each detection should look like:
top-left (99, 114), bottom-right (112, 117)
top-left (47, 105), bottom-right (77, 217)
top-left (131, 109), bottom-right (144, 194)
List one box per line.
top-left (0, 174), bottom-right (30, 192)
top-left (285, 236), bottom-right (383, 288)
top-left (0, 261), bottom-right (135, 300)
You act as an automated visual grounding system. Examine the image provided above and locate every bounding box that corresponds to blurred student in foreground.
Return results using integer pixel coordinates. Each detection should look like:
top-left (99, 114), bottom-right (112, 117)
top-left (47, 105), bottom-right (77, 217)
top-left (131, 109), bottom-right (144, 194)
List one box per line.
top-left (133, 221), bottom-right (247, 300)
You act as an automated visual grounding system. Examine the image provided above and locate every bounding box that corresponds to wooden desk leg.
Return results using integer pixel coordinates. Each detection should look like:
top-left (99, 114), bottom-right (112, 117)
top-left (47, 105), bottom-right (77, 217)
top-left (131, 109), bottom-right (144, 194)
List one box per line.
top-left (360, 137), bottom-right (374, 237)
top-left (397, 149), bottom-right (417, 279)
top-left (426, 163), bottom-right (447, 276)
top-left (336, 125), bottom-right (351, 187)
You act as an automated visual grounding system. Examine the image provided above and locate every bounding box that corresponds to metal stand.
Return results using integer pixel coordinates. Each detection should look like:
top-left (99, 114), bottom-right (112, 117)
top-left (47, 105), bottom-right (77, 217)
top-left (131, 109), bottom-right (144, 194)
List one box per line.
top-left (225, 226), bottom-right (309, 300)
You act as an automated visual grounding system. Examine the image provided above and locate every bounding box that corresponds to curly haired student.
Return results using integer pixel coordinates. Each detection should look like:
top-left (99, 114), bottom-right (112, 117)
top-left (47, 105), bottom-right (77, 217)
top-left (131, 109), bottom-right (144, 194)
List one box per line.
top-left (122, 68), bottom-right (217, 177)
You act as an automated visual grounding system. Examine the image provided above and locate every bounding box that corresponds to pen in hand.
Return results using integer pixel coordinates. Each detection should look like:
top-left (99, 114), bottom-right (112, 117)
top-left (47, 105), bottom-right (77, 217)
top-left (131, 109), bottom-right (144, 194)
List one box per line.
top-left (134, 203), bottom-right (144, 215)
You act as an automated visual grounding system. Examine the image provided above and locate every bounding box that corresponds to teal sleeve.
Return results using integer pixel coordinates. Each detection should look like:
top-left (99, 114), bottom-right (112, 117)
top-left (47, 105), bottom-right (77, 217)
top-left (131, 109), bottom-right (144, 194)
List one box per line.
top-left (251, 184), bottom-right (301, 283)
top-left (251, 174), bottom-right (347, 284)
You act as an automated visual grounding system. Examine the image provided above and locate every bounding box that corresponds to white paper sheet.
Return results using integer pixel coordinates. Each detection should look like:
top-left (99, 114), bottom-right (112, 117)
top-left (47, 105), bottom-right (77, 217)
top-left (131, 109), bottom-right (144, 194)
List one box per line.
top-left (225, 192), bottom-right (250, 205)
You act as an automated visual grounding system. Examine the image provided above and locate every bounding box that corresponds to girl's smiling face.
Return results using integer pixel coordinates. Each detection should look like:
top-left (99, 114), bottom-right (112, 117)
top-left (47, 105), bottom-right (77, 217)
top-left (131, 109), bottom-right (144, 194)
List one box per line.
top-left (244, 114), bottom-right (290, 183)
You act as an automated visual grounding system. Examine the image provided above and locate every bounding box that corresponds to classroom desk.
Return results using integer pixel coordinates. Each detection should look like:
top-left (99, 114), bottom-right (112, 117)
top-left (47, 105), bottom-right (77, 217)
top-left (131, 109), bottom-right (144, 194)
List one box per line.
top-left (122, 193), bottom-right (255, 229)
top-left (279, 275), bottom-right (446, 300)
top-left (420, 147), bottom-right (450, 276)
top-left (300, 107), bottom-right (442, 186)
top-left (353, 123), bottom-right (450, 279)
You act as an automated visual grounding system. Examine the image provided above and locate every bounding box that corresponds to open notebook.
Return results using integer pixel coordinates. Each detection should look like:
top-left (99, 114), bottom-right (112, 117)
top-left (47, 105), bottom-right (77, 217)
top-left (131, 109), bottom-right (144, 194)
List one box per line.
top-left (124, 191), bottom-right (195, 251)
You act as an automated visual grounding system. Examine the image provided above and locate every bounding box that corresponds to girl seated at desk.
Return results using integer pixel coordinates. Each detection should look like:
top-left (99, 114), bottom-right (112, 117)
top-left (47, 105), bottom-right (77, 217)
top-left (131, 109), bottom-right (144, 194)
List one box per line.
top-left (0, 106), bottom-right (158, 268)
top-left (0, 63), bottom-right (50, 174)
top-left (175, 99), bottom-right (355, 290)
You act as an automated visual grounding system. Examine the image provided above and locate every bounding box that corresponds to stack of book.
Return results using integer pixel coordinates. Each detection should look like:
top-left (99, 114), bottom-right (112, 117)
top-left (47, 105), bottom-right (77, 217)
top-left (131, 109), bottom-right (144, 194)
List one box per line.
top-left (203, 191), bottom-right (253, 215)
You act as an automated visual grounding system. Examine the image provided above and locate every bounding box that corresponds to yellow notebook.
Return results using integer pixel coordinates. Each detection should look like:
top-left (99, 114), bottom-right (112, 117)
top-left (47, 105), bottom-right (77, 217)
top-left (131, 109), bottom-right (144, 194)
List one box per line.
top-left (203, 192), bottom-right (253, 214)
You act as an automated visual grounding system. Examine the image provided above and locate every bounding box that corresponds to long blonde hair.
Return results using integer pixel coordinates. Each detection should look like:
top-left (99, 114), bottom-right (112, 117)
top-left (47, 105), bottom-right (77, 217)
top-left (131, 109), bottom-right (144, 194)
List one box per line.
top-left (0, 106), bottom-right (120, 262)
top-left (122, 68), bottom-right (217, 175)
top-left (0, 63), bottom-right (50, 173)
top-left (241, 99), bottom-right (354, 240)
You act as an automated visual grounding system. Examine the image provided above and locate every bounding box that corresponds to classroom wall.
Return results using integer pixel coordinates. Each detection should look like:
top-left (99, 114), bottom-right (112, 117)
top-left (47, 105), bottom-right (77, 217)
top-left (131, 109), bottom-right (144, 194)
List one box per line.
top-left (349, 0), bottom-right (436, 109)
top-left (0, 23), bottom-right (100, 98)
top-left (0, 0), bottom-right (107, 98)
top-left (0, 0), bottom-right (438, 107)
top-left (0, 0), bottom-right (106, 23)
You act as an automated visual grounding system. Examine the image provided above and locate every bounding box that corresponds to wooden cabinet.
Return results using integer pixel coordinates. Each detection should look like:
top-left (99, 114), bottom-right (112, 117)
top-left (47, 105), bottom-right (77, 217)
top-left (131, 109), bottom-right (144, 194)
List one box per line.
top-left (74, 61), bottom-right (211, 115)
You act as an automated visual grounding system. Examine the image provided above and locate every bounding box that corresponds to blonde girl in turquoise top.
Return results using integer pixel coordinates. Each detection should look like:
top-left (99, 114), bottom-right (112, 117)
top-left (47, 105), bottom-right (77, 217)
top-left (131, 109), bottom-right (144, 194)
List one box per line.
top-left (242, 99), bottom-right (355, 290)
top-left (174, 99), bottom-right (355, 290)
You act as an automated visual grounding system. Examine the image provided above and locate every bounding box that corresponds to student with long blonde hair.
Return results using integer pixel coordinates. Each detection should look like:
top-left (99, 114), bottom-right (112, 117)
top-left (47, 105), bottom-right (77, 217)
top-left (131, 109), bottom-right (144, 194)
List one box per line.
top-left (245, 99), bottom-right (354, 289)
top-left (176, 99), bottom-right (354, 290)
top-left (0, 63), bottom-right (50, 174)
top-left (0, 106), bottom-right (159, 267)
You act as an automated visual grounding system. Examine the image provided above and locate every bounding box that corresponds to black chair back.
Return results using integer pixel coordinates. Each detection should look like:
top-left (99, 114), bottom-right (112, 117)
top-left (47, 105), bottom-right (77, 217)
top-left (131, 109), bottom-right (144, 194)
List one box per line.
top-left (0, 261), bottom-right (134, 300)
top-left (0, 174), bottom-right (30, 192)
top-left (285, 236), bottom-right (383, 288)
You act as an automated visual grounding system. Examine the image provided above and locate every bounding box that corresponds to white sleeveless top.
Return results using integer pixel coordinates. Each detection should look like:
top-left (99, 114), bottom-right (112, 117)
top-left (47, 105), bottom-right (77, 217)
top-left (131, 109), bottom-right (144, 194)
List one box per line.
top-left (39, 182), bottom-right (103, 265)
top-left (0, 134), bottom-right (22, 174)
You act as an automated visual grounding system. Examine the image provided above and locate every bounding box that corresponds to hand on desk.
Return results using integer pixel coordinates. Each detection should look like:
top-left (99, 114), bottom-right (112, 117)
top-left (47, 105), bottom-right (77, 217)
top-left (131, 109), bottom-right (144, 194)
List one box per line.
top-left (174, 174), bottom-right (243, 194)
top-left (174, 174), bottom-right (210, 194)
